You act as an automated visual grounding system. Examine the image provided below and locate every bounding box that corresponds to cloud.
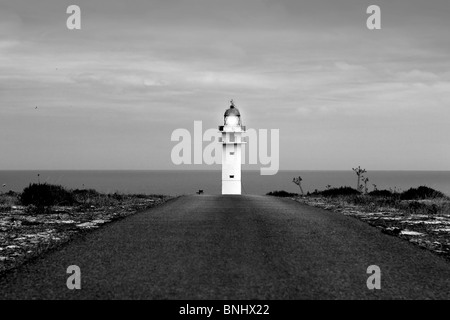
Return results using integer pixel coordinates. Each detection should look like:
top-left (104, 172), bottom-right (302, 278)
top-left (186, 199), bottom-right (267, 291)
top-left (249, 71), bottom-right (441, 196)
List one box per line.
top-left (0, 0), bottom-right (450, 169)
top-left (394, 69), bottom-right (440, 82)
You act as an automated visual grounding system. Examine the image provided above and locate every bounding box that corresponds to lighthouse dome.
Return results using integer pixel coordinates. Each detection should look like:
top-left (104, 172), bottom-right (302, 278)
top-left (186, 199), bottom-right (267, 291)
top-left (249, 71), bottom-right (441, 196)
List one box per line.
top-left (224, 104), bottom-right (240, 117)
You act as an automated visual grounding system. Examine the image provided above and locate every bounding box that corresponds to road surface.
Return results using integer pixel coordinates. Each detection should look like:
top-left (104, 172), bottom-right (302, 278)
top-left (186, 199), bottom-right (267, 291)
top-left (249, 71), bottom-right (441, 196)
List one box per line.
top-left (1, 195), bottom-right (450, 299)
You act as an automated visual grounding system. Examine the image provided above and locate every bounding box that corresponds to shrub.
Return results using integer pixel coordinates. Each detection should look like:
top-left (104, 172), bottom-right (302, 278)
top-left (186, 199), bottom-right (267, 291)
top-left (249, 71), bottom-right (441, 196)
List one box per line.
top-left (345, 195), bottom-right (374, 206)
top-left (266, 190), bottom-right (298, 197)
top-left (400, 186), bottom-right (446, 200)
top-left (72, 188), bottom-right (99, 197)
top-left (308, 189), bottom-right (321, 196)
top-left (368, 189), bottom-right (396, 197)
top-left (20, 183), bottom-right (76, 209)
top-left (406, 201), bottom-right (428, 213)
top-left (0, 192), bottom-right (18, 212)
top-left (5, 190), bottom-right (18, 197)
top-left (396, 201), bottom-right (443, 215)
top-left (109, 192), bottom-right (126, 201)
top-left (72, 188), bottom-right (100, 203)
top-left (320, 186), bottom-right (361, 197)
top-left (427, 203), bottom-right (439, 215)
top-left (376, 197), bottom-right (401, 208)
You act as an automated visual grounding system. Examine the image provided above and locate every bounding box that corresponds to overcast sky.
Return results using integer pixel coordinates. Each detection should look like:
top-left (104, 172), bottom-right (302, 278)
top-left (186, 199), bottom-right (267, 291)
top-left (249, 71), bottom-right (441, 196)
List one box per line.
top-left (1, 0), bottom-right (449, 170)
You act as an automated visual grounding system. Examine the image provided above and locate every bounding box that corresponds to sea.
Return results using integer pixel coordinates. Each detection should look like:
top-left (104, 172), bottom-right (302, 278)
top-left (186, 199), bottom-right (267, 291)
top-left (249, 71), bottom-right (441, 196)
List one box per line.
top-left (1, 170), bottom-right (450, 197)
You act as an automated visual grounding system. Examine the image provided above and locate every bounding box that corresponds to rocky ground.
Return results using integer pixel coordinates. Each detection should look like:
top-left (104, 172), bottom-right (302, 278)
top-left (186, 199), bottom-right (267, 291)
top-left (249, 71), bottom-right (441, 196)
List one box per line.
top-left (0, 194), bottom-right (173, 275)
top-left (294, 196), bottom-right (450, 261)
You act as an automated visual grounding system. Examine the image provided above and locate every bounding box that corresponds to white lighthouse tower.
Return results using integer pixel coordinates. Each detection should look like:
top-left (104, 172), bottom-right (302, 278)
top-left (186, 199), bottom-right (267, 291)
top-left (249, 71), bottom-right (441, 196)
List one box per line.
top-left (219, 100), bottom-right (246, 195)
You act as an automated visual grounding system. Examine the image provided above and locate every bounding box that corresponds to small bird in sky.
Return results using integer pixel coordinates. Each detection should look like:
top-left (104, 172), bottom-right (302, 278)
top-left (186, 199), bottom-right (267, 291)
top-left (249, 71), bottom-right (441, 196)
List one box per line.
top-left (35, 106), bottom-right (38, 109)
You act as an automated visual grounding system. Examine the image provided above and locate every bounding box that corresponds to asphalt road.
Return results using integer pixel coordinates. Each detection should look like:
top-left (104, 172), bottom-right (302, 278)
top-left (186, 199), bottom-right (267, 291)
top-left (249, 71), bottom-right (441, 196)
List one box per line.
top-left (1, 195), bottom-right (450, 299)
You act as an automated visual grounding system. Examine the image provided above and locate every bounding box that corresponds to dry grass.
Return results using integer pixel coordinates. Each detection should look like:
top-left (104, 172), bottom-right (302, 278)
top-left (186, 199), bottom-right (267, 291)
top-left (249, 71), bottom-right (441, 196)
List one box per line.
top-left (335, 195), bottom-right (450, 216)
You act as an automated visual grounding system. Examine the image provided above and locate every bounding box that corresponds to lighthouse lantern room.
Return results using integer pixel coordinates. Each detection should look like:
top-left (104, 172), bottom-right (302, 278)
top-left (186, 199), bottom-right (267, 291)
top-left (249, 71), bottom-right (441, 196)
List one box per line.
top-left (219, 100), bottom-right (246, 195)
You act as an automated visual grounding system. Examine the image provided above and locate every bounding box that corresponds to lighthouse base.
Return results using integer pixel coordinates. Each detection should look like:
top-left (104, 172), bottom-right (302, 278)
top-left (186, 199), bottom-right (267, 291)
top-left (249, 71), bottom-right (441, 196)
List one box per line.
top-left (222, 181), bottom-right (241, 195)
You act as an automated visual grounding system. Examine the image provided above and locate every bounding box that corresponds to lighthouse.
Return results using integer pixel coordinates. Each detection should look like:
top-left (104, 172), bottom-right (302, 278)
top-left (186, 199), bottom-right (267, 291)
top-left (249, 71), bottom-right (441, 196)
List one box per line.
top-left (219, 100), bottom-right (246, 195)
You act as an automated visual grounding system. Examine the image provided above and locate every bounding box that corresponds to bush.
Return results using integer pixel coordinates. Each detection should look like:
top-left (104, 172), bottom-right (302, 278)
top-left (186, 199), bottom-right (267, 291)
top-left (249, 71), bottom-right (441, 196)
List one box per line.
top-left (5, 190), bottom-right (18, 197)
top-left (109, 192), bottom-right (127, 201)
top-left (368, 189), bottom-right (396, 197)
top-left (400, 186), bottom-right (446, 200)
top-left (72, 188), bottom-right (100, 203)
top-left (320, 186), bottom-right (361, 197)
top-left (20, 183), bottom-right (76, 209)
top-left (345, 195), bottom-right (374, 206)
top-left (406, 201), bottom-right (428, 213)
top-left (266, 190), bottom-right (298, 197)
top-left (72, 188), bottom-right (99, 197)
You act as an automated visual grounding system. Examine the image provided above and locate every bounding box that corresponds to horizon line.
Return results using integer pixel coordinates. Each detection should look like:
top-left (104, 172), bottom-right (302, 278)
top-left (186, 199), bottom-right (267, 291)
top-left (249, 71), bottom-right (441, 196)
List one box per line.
top-left (1, 169), bottom-right (450, 172)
